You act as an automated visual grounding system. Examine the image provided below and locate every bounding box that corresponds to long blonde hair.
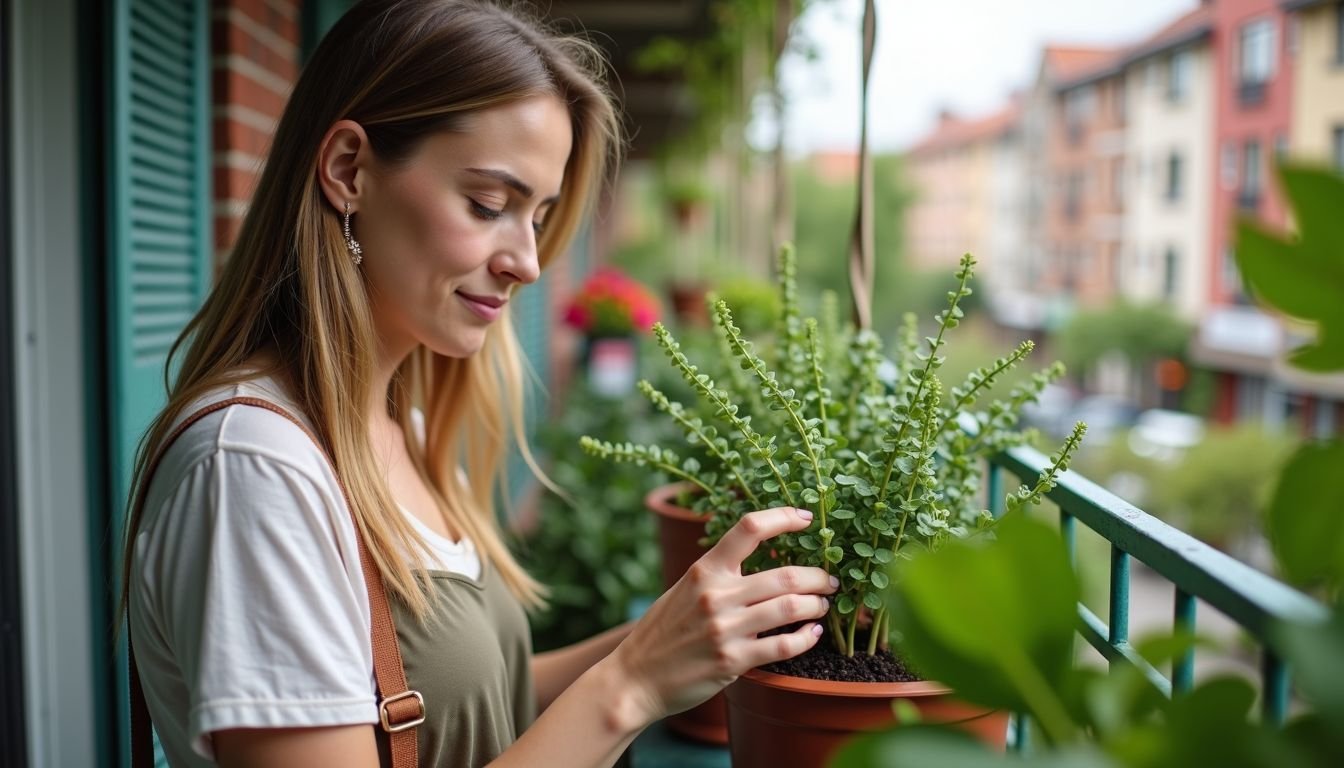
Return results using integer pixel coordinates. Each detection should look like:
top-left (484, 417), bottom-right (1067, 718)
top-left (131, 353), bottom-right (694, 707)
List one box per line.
top-left (121, 0), bottom-right (621, 619)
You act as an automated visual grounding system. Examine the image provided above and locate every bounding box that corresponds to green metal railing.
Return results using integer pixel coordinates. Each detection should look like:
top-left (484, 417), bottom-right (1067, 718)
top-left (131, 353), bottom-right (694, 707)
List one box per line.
top-left (985, 442), bottom-right (1331, 750)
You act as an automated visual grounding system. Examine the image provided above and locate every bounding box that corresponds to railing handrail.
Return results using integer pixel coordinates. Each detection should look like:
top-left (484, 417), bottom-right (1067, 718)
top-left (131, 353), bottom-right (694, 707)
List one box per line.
top-left (991, 442), bottom-right (1330, 643)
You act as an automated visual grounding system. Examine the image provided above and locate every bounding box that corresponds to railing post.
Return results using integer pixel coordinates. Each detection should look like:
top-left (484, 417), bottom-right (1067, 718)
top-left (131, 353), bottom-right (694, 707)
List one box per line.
top-left (1060, 511), bottom-right (1076, 567)
top-left (1262, 651), bottom-right (1289, 725)
top-left (1109, 546), bottom-right (1130, 647)
top-left (1173, 588), bottom-right (1196, 695)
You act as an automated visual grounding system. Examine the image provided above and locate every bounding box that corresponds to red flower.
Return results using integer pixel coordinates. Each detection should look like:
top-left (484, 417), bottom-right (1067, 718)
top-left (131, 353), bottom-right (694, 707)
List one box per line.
top-left (562, 268), bottom-right (660, 336)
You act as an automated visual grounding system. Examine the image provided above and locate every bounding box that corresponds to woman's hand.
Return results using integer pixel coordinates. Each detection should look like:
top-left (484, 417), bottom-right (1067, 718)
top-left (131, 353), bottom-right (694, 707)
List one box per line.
top-left (609, 506), bottom-right (838, 723)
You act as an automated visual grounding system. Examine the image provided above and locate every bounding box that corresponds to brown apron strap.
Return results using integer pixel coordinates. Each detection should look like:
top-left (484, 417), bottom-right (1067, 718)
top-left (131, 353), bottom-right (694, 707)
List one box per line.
top-left (129, 396), bottom-right (421, 767)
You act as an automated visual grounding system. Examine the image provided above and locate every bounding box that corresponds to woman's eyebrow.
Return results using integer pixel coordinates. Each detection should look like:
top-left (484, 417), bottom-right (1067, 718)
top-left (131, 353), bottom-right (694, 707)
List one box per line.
top-left (465, 167), bottom-right (560, 204)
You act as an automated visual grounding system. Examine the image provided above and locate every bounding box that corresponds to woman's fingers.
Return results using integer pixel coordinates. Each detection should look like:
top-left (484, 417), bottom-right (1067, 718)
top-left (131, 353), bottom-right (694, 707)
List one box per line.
top-left (715, 592), bottom-right (830, 640)
top-left (701, 506), bottom-right (814, 571)
top-left (736, 566), bottom-right (838, 606)
top-left (733, 622), bottom-right (826, 671)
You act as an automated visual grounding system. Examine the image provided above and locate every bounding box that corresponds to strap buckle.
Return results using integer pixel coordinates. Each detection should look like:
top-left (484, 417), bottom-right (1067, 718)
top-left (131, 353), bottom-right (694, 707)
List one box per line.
top-left (378, 690), bottom-right (426, 733)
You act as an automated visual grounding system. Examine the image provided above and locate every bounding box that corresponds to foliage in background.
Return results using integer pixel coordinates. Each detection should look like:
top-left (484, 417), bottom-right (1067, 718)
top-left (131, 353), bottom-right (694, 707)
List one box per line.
top-left (712, 275), bottom-right (781, 336)
top-left (583, 248), bottom-right (1081, 656)
top-left (518, 378), bottom-right (671, 652)
top-left (1053, 302), bottom-right (1191, 385)
top-left (561, 267), bottom-right (661, 337)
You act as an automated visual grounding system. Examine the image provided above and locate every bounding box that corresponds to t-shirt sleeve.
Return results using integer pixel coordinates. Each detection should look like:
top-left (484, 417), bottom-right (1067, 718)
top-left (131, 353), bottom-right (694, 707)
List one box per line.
top-left (148, 446), bottom-right (378, 758)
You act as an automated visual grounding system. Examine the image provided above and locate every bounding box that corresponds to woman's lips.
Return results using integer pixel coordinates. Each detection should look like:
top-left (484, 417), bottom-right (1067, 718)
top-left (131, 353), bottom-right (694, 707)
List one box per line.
top-left (457, 291), bottom-right (506, 321)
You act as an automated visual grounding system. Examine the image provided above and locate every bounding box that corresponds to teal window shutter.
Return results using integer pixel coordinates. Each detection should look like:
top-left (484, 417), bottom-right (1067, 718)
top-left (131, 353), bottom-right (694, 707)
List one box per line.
top-left (107, 0), bottom-right (210, 764)
top-left (507, 274), bottom-right (551, 504)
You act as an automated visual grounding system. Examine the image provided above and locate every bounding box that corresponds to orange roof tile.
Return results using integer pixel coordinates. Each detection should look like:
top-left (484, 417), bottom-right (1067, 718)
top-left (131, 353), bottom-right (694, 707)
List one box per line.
top-left (906, 102), bottom-right (1023, 156)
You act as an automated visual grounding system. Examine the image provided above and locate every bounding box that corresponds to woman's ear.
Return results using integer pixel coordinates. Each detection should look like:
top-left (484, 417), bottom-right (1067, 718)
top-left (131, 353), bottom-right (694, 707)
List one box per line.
top-left (316, 119), bottom-right (372, 213)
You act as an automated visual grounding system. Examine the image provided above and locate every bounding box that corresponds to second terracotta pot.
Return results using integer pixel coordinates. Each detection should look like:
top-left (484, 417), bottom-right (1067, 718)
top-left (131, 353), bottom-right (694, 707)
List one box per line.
top-left (724, 667), bottom-right (1009, 768)
top-left (644, 482), bottom-right (727, 745)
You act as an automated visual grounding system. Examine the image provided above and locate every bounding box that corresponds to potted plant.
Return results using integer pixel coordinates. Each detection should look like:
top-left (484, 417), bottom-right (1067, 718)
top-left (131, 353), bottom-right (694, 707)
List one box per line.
top-left (562, 267), bottom-right (661, 398)
top-left (581, 247), bottom-right (1085, 765)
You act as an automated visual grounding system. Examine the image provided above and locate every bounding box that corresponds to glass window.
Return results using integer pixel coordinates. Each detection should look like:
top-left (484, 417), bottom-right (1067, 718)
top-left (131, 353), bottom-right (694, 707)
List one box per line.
top-left (1221, 142), bottom-right (1238, 190)
top-left (1241, 139), bottom-right (1262, 208)
top-left (1166, 152), bottom-right (1184, 201)
top-left (1336, 3), bottom-right (1344, 65)
top-left (1168, 49), bottom-right (1192, 101)
top-left (1239, 19), bottom-right (1276, 85)
top-left (1163, 248), bottom-right (1179, 300)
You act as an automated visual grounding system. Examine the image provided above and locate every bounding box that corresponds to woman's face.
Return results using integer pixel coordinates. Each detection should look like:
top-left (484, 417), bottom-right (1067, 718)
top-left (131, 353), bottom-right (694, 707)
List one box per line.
top-left (354, 95), bottom-right (573, 361)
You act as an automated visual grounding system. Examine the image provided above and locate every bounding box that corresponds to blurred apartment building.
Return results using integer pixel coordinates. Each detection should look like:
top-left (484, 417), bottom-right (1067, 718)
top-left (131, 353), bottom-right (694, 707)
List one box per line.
top-left (903, 0), bottom-right (1344, 436)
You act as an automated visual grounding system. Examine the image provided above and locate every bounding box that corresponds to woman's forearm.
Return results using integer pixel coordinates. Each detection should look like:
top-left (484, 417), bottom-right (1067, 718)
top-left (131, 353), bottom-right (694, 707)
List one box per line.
top-left (488, 654), bottom-right (652, 768)
top-left (531, 621), bottom-right (636, 712)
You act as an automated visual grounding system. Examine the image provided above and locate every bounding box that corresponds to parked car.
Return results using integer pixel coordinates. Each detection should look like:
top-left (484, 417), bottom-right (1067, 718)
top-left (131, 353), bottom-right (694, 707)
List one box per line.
top-left (1127, 408), bottom-right (1205, 461)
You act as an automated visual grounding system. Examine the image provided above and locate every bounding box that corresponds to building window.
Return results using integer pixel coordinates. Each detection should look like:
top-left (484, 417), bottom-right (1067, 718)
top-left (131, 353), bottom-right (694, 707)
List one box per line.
top-left (1240, 139), bottom-right (1262, 210)
top-left (1336, 3), bottom-right (1344, 65)
top-left (1064, 172), bottom-right (1083, 220)
top-left (1168, 48), bottom-right (1192, 102)
top-left (1112, 157), bottom-right (1125, 204)
top-left (1166, 151), bottom-right (1184, 201)
top-left (1333, 125), bottom-right (1344, 172)
top-left (1163, 248), bottom-right (1179, 300)
top-left (1238, 18), bottom-right (1276, 104)
top-left (1064, 86), bottom-right (1093, 144)
top-left (1221, 142), bottom-right (1238, 189)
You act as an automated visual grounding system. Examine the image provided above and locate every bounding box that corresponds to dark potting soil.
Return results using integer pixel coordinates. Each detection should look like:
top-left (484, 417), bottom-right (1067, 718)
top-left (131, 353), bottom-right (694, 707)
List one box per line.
top-left (760, 627), bottom-right (923, 684)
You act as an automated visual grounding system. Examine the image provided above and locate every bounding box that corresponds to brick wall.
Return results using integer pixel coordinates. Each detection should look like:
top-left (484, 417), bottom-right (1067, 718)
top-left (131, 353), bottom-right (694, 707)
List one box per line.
top-left (211, 0), bottom-right (303, 266)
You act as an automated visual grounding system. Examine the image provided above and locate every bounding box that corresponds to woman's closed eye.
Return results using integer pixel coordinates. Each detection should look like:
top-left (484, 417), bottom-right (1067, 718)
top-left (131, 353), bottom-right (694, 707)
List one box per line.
top-left (469, 199), bottom-right (503, 221)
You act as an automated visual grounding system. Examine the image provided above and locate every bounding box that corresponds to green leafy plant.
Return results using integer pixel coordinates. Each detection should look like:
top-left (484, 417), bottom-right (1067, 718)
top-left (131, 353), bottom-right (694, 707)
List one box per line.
top-left (829, 162), bottom-right (1344, 768)
top-left (581, 247), bottom-right (1084, 657)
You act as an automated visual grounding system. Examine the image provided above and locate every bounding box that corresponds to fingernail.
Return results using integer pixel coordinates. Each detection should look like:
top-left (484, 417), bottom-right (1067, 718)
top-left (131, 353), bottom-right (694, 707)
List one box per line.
top-left (795, 508), bottom-right (813, 520)
top-left (811, 623), bottom-right (824, 637)
top-left (820, 597), bottom-right (829, 610)
top-left (829, 575), bottom-right (840, 590)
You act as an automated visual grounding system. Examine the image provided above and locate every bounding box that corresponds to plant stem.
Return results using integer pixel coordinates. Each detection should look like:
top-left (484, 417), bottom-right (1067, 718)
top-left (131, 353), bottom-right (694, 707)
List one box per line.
top-left (639, 381), bottom-right (763, 509)
top-left (845, 611), bottom-right (859, 657)
top-left (866, 606), bottom-right (888, 656)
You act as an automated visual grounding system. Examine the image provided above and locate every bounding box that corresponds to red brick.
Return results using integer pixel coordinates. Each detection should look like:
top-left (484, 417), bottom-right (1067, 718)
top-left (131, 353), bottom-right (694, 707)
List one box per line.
top-left (213, 66), bottom-right (288, 118)
top-left (213, 115), bottom-right (274, 158)
top-left (213, 165), bottom-right (259, 200)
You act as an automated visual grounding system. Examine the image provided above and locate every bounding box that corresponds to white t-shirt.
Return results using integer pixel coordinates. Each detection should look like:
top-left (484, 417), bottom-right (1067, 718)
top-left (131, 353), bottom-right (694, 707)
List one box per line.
top-left (128, 377), bottom-right (480, 765)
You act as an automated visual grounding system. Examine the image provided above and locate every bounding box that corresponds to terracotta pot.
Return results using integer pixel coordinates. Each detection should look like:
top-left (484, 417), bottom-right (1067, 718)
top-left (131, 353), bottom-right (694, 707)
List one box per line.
top-left (724, 667), bottom-right (1009, 768)
top-left (643, 482), bottom-right (728, 745)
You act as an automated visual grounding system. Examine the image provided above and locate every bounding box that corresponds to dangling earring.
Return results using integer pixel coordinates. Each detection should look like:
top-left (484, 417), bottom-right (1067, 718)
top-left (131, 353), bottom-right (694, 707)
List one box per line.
top-left (343, 202), bottom-right (363, 265)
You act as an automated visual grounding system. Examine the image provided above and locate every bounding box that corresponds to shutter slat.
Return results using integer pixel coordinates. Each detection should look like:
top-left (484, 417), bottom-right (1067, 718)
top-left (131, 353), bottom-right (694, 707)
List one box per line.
top-left (131, 291), bottom-right (195, 309)
top-left (129, 143), bottom-right (193, 176)
top-left (130, 230), bottom-right (194, 251)
top-left (130, 3), bottom-right (190, 56)
top-left (131, 250), bottom-right (194, 270)
top-left (130, 269), bottom-right (195, 289)
top-left (130, 204), bottom-right (193, 232)
top-left (130, 183), bottom-right (193, 216)
top-left (138, 0), bottom-right (191, 27)
top-left (132, 106), bottom-right (192, 147)
top-left (130, 164), bottom-right (193, 196)
top-left (130, 47), bottom-right (193, 104)
top-left (128, 79), bottom-right (192, 122)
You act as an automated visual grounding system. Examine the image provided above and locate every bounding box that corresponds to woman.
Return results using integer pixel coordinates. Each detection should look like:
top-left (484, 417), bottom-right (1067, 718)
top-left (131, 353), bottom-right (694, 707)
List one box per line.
top-left (123, 1), bottom-right (836, 766)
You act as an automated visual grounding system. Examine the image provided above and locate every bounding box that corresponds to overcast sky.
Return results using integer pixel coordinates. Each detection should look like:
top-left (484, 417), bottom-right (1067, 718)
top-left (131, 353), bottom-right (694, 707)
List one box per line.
top-left (773, 0), bottom-right (1195, 154)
